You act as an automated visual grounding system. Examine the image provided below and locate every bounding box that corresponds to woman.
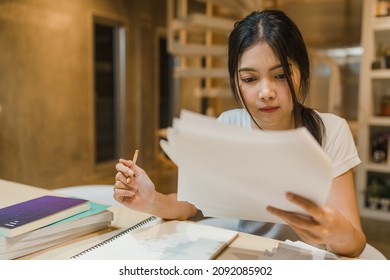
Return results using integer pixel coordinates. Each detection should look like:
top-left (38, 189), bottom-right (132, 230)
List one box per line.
top-left (114, 10), bottom-right (366, 257)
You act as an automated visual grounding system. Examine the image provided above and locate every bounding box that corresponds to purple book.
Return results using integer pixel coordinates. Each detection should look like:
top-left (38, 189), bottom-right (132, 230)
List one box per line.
top-left (0, 195), bottom-right (89, 237)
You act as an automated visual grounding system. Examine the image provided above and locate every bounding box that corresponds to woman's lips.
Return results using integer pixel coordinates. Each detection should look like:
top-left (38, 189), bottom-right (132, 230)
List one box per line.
top-left (259, 106), bottom-right (279, 113)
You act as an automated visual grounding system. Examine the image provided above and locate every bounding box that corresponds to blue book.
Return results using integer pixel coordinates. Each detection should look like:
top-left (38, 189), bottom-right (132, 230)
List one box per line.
top-left (0, 195), bottom-right (90, 237)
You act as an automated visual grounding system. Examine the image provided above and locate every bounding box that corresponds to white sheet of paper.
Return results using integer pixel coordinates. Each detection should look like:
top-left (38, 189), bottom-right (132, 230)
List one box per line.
top-left (160, 110), bottom-right (333, 224)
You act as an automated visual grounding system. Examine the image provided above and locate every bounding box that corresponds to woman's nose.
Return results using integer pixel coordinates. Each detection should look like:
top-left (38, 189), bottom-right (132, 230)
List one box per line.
top-left (257, 81), bottom-right (276, 101)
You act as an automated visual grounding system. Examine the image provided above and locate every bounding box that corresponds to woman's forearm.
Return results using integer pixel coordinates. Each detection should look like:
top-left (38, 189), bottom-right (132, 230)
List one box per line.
top-left (326, 224), bottom-right (366, 258)
top-left (149, 192), bottom-right (199, 220)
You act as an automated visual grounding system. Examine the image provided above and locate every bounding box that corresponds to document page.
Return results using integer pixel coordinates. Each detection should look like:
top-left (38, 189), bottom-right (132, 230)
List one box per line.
top-left (160, 110), bottom-right (333, 224)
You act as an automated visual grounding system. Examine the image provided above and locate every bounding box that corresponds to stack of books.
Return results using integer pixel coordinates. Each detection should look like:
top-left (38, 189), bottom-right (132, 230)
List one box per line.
top-left (0, 195), bottom-right (114, 259)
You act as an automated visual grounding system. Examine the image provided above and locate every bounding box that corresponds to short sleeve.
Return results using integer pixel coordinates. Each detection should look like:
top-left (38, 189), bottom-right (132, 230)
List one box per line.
top-left (321, 115), bottom-right (361, 178)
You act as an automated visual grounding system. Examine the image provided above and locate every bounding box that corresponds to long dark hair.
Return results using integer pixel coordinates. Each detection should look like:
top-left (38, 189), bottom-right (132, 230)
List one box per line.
top-left (228, 9), bottom-right (325, 145)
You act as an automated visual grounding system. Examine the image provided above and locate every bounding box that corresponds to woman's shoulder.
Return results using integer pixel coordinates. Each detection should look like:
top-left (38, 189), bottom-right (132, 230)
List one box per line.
top-left (218, 108), bottom-right (251, 128)
top-left (316, 111), bottom-right (353, 142)
top-left (316, 111), bottom-right (347, 129)
top-left (315, 112), bottom-right (360, 177)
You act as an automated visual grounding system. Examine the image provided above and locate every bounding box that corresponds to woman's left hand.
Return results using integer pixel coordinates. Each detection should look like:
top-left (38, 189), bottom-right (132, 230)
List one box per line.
top-left (266, 192), bottom-right (347, 247)
top-left (267, 170), bottom-right (366, 258)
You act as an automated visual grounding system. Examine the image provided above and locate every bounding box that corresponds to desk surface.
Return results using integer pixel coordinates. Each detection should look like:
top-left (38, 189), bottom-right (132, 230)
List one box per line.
top-left (0, 179), bottom-right (280, 260)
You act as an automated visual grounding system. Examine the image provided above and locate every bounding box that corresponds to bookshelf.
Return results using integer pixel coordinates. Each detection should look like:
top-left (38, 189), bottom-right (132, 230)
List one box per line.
top-left (357, 0), bottom-right (390, 220)
top-left (166, 0), bottom-right (275, 116)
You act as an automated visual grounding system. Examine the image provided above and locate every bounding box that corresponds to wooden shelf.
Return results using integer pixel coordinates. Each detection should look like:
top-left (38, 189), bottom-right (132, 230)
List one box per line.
top-left (169, 43), bottom-right (227, 56)
top-left (373, 16), bottom-right (390, 31)
top-left (170, 13), bottom-right (235, 34)
top-left (359, 208), bottom-right (390, 221)
top-left (194, 87), bottom-right (232, 98)
top-left (366, 163), bottom-right (390, 173)
top-left (173, 67), bottom-right (228, 78)
top-left (370, 69), bottom-right (390, 79)
top-left (357, 1), bottom-right (390, 221)
top-left (369, 116), bottom-right (390, 126)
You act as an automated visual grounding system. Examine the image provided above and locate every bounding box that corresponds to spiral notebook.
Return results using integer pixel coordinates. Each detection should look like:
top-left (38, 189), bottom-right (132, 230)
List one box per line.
top-left (71, 217), bottom-right (238, 260)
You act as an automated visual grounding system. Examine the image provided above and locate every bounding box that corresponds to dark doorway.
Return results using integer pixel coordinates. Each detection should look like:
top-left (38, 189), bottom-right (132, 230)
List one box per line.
top-left (158, 37), bottom-right (175, 129)
top-left (94, 23), bottom-right (118, 163)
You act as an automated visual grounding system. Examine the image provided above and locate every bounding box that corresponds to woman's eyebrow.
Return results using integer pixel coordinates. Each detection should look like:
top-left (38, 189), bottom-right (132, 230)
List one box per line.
top-left (238, 64), bottom-right (284, 73)
top-left (238, 67), bottom-right (256, 72)
top-left (268, 64), bottom-right (283, 71)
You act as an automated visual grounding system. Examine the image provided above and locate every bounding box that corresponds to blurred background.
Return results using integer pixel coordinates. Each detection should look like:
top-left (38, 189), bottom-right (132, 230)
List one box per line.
top-left (0, 0), bottom-right (362, 188)
top-left (1, 0), bottom-right (389, 258)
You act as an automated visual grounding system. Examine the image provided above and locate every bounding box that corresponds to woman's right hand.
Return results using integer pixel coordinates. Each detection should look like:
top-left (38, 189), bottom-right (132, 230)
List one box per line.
top-left (114, 158), bottom-right (156, 213)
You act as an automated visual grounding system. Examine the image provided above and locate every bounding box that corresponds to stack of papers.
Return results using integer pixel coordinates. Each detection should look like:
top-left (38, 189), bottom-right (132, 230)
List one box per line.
top-left (259, 240), bottom-right (338, 260)
top-left (160, 110), bottom-right (333, 224)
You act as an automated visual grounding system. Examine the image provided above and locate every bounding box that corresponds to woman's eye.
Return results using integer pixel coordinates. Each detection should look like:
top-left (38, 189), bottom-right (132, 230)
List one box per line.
top-left (241, 77), bottom-right (256, 83)
top-left (275, 73), bottom-right (286, 79)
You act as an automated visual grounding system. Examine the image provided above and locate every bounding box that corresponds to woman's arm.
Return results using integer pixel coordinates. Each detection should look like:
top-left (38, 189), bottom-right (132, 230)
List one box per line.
top-left (324, 169), bottom-right (366, 256)
top-left (149, 192), bottom-right (199, 220)
top-left (267, 169), bottom-right (366, 258)
top-left (114, 159), bottom-right (198, 220)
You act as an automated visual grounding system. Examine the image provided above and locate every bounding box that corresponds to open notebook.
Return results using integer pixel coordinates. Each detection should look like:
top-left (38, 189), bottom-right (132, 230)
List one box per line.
top-left (71, 217), bottom-right (238, 260)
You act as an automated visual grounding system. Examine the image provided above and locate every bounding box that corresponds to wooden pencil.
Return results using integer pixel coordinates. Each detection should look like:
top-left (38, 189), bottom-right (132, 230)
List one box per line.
top-left (126, 149), bottom-right (139, 184)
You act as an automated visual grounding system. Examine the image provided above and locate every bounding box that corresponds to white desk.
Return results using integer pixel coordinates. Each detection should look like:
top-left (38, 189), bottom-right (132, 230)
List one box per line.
top-left (0, 179), bottom-right (280, 260)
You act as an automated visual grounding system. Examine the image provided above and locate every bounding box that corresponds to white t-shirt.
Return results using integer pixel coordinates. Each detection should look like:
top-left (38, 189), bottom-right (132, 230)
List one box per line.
top-left (217, 108), bottom-right (361, 239)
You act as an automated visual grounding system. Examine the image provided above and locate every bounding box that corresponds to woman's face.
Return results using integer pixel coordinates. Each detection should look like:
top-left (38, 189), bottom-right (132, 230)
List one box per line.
top-left (237, 42), bottom-right (300, 130)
